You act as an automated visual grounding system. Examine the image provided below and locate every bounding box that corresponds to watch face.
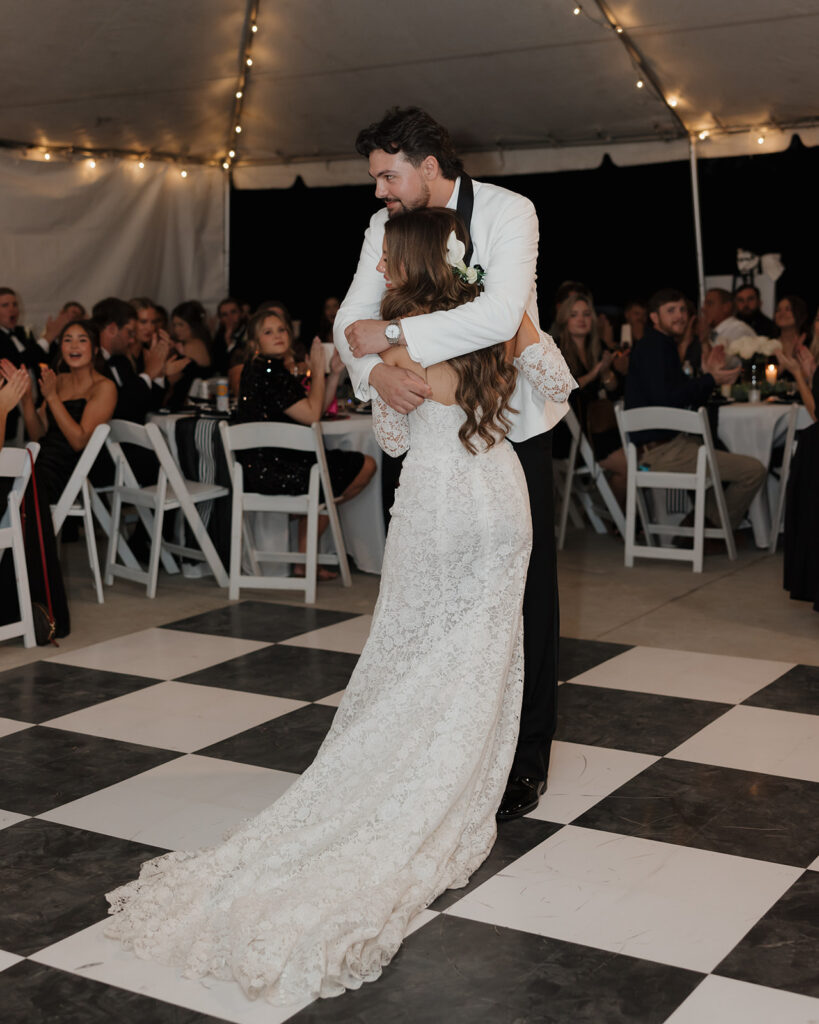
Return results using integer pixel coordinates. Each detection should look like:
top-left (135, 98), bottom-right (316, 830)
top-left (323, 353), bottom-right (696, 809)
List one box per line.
top-left (385, 323), bottom-right (401, 340)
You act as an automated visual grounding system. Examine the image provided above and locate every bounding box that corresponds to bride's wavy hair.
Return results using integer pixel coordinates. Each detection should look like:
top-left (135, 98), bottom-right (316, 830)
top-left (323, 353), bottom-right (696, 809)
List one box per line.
top-left (380, 208), bottom-right (516, 454)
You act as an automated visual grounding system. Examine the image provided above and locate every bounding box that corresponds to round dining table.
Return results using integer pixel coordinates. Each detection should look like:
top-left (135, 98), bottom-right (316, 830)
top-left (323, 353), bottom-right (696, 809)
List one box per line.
top-left (716, 401), bottom-right (812, 547)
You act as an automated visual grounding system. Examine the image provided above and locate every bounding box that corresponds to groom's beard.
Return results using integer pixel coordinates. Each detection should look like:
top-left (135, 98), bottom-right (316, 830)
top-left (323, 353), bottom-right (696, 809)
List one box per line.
top-left (385, 182), bottom-right (431, 218)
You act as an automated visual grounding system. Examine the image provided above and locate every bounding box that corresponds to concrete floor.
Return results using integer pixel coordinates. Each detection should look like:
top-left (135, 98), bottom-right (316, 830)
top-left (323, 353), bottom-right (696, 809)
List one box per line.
top-left (1, 527), bottom-right (817, 670)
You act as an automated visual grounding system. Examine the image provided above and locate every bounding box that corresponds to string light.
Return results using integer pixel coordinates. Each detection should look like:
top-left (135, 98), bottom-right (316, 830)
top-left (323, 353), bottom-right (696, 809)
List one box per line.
top-left (235, 125), bottom-right (242, 133)
top-left (88, 159), bottom-right (96, 168)
top-left (251, 23), bottom-right (258, 32)
top-left (246, 57), bottom-right (253, 67)
top-left (222, 161), bottom-right (230, 170)
top-left (235, 90), bottom-right (243, 98)
top-left (229, 149), bottom-right (236, 158)
top-left (615, 25), bottom-right (623, 33)
top-left (698, 130), bottom-right (710, 140)
top-left (573, 5), bottom-right (581, 14)
top-left (180, 169), bottom-right (188, 178)
top-left (43, 151), bottom-right (51, 161)
top-left (757, 134), bottom-right (765, 145)
top-left (668, 97), bottom-right (679, 108)
top-left (138, 160), bottom-right (145, 168)
top-left (226, 1), bottom-right (259, 168)
top-left (636, 79), bottom-right (644, 89)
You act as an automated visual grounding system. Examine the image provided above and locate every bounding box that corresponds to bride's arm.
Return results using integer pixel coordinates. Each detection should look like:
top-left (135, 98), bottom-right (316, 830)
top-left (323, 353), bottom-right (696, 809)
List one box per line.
top-left (372, 394), bottom-right (410, 456)
top-left (512, 313), bottom-right (577, 403)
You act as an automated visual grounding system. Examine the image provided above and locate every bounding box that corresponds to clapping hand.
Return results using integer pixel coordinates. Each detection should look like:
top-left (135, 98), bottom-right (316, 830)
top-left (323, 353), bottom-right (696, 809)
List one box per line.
top-left (796, 345), bottom-right (816, 384)
top-left (39, 367), bottom-right (58, 400)
top-left (143, 333), bottom-right (171, 379)
top-left (164, 355), bottom-right (191, 379)
top-left (329, 348), bottom-right (344, 376)
top-left (306, 336), bottom-right (325, 375)
top-left (0, 366), bottom-right (29, 411)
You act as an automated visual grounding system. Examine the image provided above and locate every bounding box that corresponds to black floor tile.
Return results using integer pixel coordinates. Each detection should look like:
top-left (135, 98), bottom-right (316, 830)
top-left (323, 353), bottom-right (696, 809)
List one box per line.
top-left (432, 817), bottom-right (562, 911)
top-left (716, 870), bottom-right (819, 998)
top-left (289, 914), bottom-right (703, 1024)
top-left (197, 704), bottom-right (337, 773)
top-left (555, 683), bottom-right (729, 755)
top-left (162, 601), bottom-right (359, 643)
top-left (179, 644), bottom-right (358, 701)
top-left (0, 959), bottom-right (227, 1023)
top-left (0, 727), bottom-right (178, 816)
top-left (574, 758), bottom-right (819, 866)
top-left (559, 637), bottom-right (632, 681)
top-left (0, 819), bottom-right (166, 957)
top-left (742, 664), bottom-right (819, 715)
top-left (0, 662), bottom-right (157, 724)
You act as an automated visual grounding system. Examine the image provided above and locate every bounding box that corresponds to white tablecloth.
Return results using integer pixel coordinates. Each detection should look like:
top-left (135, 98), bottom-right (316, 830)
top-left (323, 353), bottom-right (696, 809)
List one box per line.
top-left (717, 402), bottom-right (812, 547)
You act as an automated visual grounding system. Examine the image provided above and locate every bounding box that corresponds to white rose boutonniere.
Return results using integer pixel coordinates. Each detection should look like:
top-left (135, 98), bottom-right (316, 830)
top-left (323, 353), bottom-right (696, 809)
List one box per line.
top-left (444, 231), bottom-right (486, 287)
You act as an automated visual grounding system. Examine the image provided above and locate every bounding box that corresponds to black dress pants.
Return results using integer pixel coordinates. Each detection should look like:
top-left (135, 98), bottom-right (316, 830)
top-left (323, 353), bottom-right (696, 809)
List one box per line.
top-left (509, 431), bottom-right (559, 781)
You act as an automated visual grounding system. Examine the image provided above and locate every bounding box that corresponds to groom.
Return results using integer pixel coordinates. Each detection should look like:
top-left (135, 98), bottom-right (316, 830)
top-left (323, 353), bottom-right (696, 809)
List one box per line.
top-left (335, 107), bottom-right (570, 820)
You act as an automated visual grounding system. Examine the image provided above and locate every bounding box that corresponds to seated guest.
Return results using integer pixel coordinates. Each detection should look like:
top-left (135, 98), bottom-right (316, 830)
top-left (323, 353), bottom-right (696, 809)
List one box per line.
top-left (42, 300), bottom-right (88, 359)
top-left (2, 321), bottom-right (117, 637)
top-left (701, 287), bottom-right (754, 346)
top-left (555, 294), bottom-right (627, 505)
top-left (129, 297), bottom-right (164, 363)
top-left (622, 299), bottom-right (648, 347)
top-left (676, 298), bottom-right (701, 372)
top-left (774, 295), bottom-right (809, 363)
top-left (778, 346), bottom-right (816, 419)
top-left (212, 297), bottom-right (248, 374)
top-left (234, 310), bottom-right (376, 577)
top-left (625, 289), bottom-right (766, 533)
top-left (0, 288), bottom-right (42, 438)
top-left (734, 284), bottom-right (775, 336)
top-left (92, 298), bottom-right (167, 420)
top-left (164, 300), bottom-right (213, 410)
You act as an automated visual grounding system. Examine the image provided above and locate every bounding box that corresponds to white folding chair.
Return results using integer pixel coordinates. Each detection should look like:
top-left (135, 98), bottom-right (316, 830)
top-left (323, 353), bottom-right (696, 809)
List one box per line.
top-left (0, 442), bottom-right (39, 647)
top-left (554, 406), bottom-right (625, 549)
top-left (615, 405), bottom-right (737, 573)
top-left (219, 420), bottom-right (352, 603)
top-left (104, 420), bottom-right (229, 597)
top-left (768, 403), bottom-right (799, 553)
top-left (50, 423), bottom-right (110, 603)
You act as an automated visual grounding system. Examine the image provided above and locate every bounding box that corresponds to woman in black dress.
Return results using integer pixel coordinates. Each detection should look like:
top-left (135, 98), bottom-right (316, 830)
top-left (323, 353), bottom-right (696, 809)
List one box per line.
top-left (1, 320), bottom-right (116, 636)
top-left (235, 309), bottom-right (376, 578)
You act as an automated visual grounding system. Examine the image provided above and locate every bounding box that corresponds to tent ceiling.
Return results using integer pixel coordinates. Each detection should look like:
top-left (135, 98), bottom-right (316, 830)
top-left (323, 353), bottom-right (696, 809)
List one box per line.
top-left (2, 0), bottom-right (818, 173)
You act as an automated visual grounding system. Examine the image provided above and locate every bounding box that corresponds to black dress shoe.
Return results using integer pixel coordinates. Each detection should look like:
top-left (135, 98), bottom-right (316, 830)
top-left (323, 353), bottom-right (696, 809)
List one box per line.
top-left (496, 776), bottom-right (546, 821)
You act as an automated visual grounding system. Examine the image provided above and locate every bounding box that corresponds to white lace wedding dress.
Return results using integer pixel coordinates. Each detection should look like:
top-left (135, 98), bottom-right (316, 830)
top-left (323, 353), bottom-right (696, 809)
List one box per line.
top-left (106, 340), bottom-right (570, 1005)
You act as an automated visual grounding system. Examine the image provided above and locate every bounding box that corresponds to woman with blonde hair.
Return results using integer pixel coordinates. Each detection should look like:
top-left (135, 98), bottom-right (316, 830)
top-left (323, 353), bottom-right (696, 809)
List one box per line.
top-left (555, 293), bottom-right (627, 505)
top-left (106, 208), bottom-right (573, 1004)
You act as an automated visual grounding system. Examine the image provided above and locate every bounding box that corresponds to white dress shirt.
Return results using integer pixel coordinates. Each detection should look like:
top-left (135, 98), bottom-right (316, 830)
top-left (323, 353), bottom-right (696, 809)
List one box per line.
top-left (334, 177), bottom-right (570, 443)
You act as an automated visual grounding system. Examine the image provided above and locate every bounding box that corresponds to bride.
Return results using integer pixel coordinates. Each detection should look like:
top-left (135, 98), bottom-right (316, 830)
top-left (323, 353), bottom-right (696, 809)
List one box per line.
top-left (106, 207), bottom-right (574, 1005)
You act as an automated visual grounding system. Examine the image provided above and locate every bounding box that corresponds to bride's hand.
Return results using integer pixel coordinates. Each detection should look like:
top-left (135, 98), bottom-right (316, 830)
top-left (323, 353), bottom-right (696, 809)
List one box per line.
top-left (370, 363), bottom-right (431, 414)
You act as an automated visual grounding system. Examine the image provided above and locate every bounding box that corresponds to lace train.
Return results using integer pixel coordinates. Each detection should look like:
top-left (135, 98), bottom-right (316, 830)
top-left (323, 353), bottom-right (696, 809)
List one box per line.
top-left (106, 401), bottom-right (532, 1005)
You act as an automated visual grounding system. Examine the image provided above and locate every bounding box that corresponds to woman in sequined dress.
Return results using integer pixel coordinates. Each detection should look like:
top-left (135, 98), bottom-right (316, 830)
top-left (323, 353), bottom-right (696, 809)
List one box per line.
top-left (234, 310), bottom-right (376, 575)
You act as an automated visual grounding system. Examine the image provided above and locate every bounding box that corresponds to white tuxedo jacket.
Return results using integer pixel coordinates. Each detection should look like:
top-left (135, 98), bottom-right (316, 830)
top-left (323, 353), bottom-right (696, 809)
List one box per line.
top-left (334, 177), bottom-right (570, 443)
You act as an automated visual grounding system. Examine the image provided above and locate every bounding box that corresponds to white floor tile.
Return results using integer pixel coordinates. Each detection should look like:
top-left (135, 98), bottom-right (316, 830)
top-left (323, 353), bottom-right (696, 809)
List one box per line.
top-left (0, 949), bottom-right (22, 972)
top-left (280, 615), bottom-right (372, 655)
top-left (0, 716), bottom-right (31, 738)
top-left (42, 681), bottom-right (305, 753)
top-left (445, 825), bottom-right (801, 974)
top-left (668, 705), bottom-right (819, 783)
top-left (808, 854), bottom-right (819, 871)
top-left (570, 646), bottom-right (792, 704)
top-left (31, 919), bottom-right (312, 1023)
top-left (39, 754), bottom-right (299, 850)
top-left (315, 689), bottom-right (346, 708)
top-left (47, 628), bottom-right (270, 680)
top-left (665, 975), bottom-right (819, 1024)
top-left (0, 809), bottom-right (28, 832)
top-left (526, 742), bottom-right (658, 824)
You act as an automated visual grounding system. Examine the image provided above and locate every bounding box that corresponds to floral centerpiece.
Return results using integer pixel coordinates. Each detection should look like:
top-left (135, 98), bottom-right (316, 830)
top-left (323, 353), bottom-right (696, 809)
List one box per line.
top-left (724, 336), bottom-right (784, 399)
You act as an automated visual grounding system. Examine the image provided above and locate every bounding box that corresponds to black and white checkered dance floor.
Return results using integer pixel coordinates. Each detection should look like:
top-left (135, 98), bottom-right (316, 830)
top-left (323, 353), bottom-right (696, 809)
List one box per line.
top-left (1, 601), bottom-right (817, 1023)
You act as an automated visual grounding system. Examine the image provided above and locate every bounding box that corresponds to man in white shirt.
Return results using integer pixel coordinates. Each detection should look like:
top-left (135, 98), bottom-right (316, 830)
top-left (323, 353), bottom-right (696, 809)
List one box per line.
top-left (702, 287), bottom-right (756, 346)
top-left (335, 107), bottom-right (572, 819)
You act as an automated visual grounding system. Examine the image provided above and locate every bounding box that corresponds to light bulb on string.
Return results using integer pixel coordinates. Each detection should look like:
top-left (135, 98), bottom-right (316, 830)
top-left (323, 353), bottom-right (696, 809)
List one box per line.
top-left (88, 159), bottom-right (96, 168)
top-left (573, 5), bottom-right (581, 14)
top-left (668, 97), bottom-right (679, 108)
top-left (222, 161), bottom-right (230, 170)
top-left (757, 135), bottom-right (765, 145)
top-left (138, 160), bottom-right (145, 168)
top-left (180, 169), bottom-right (188, 178)
top-left (636, 79), bottom-right (644, 89)
top-left (615, 25), bottom-right (623, 33)
top-left (235, 90), bottom-right (243, 98)
top-left (43, 151), bottom-right (51, 161)
top-left (235, 125), bottom-right (242, 134)
top-left (698, 130), bottom-right (710, 141)
top-left (246, 57), bottom-right (253, 66)
top-left (229, 149), bottom-right (236, 158)
top-left (251, 23), bottom-right (258, 32)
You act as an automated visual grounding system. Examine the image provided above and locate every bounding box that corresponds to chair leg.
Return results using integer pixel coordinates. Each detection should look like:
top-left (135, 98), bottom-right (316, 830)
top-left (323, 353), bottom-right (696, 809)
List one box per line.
top-left (82, 486), bottom-right (104, 603)
top-left (624, 452), bottom-right (636, 568)
top-left (173, 488), bottom-right (229, 588)
top-left (324, 498), bottom-right (352, 588)
top-left (229, 490), bottom-right (242, 601)
top-left (104, 487), bottom-right (124, 585)
top-left (146, 504), bottom-right (165, 599)
top-left (305, 502), bottom-right (318, 605)
top-left (693, 473), bottom-right (706, 573)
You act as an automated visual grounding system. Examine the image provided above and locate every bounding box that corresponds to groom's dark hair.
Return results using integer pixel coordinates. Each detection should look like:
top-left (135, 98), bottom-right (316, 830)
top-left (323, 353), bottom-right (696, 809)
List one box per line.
top-left (355, 107), bottom-right (464, 180)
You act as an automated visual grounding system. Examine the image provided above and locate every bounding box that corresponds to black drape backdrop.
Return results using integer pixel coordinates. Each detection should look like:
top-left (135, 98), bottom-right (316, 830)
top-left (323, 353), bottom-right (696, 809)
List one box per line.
top-left (230, 135), bottom-right (817, 335)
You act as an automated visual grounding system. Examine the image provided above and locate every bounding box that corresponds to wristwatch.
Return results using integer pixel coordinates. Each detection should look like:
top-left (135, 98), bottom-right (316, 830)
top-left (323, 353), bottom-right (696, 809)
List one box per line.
top-left (384, 320), bottom-right (403, 345)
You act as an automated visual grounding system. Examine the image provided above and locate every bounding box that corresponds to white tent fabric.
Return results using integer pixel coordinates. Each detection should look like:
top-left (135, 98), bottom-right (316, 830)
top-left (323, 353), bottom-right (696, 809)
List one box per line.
top-left (0, 151), bottom-right (226, 332)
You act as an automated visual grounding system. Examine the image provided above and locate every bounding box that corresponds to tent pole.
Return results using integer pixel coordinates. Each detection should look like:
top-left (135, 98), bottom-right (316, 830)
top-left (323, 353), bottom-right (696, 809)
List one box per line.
top-left (689, 137), bottom-right (706, 305)
top-left (223, 171), bottom-right (231, 295)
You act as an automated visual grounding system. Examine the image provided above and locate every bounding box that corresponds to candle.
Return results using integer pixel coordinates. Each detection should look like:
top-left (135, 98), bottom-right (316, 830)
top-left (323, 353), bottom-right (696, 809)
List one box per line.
top-left (765, 363), bottom-right (777, 385)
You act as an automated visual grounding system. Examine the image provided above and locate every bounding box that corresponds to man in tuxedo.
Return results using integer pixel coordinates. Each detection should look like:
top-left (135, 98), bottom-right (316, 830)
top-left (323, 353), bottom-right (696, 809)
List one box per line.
top-left (212, 297), bottom-right (248, 375)
top-left (0, 287), bottom-right (46, 439)
top-left (335, 107), bottom-right (572, 820)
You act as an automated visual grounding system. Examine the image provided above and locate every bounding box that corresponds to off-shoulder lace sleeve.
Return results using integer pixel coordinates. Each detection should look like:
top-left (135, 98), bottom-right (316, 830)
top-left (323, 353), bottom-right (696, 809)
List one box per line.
top-left (372, 395), bottom-right (410, 456)
top-left (515, 335), bottom-right (577, 402)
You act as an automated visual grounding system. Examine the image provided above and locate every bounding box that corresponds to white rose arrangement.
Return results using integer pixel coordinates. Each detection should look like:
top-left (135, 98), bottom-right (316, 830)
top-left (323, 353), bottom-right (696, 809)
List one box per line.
top-left (726, 335), bottom-right (781, 361)
top-left (445, 230), bottom-right (486, 287)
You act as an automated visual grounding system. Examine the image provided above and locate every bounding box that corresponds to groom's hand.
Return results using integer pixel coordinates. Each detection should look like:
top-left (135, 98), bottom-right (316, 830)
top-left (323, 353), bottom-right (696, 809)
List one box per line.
top-left (345, 319), bottom-right (391, 358)
top-left (369, 363), bottom-right (431, 414)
